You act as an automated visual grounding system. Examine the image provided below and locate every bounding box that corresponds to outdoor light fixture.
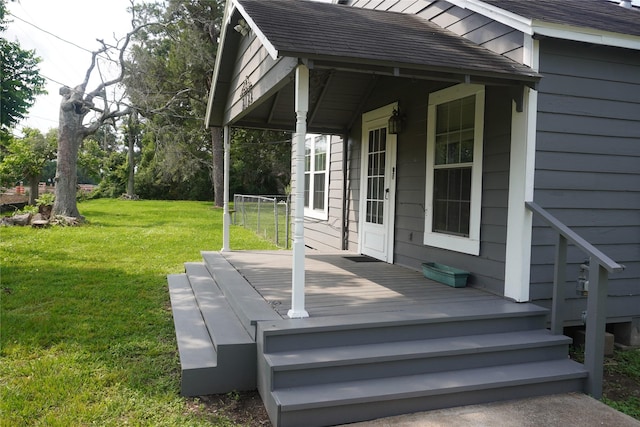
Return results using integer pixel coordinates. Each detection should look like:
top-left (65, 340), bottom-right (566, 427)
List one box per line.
top-left (234, 19), bottom-right (250, 36)
top-left (388, 107), bottom-right (403, 134)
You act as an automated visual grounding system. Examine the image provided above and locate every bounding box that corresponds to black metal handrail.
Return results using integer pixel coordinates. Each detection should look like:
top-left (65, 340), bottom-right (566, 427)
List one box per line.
top-left (525, 201), bottom-right (624, 399)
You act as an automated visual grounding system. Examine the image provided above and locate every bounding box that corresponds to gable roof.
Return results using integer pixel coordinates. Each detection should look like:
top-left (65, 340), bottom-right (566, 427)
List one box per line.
top-left (236, 0), bottom-right (539, 82)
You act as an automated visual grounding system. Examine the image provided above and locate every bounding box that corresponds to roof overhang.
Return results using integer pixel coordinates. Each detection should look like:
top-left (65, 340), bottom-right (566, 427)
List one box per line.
top-left (447, 0), bottom-right (640, 51)
top-left (206, 0), bottom-right (541, 131)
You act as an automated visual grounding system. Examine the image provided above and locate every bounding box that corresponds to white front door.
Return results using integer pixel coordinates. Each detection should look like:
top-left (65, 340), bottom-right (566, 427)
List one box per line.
top-left (359, 103), bottom-right (397, 263)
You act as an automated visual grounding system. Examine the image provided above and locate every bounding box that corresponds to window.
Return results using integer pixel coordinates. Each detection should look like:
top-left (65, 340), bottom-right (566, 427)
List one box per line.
top-left (424, 84), bottom-right (484, 255)
top-left (304, 134), bottom-right (330, 220)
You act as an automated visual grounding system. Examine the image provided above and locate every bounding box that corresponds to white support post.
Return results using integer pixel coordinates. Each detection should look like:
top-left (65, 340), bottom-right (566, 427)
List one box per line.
top-left (288, 64), bottom-right (310, 319)
top-left (504, 86), bottom-right (537, 302)
top-left (221, 125), bottom-right (231, 252)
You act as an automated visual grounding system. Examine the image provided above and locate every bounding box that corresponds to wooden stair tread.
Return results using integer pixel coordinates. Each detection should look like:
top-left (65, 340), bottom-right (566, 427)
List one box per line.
top-left (167, 274), bottom-right (217, 370)
top-left (185, 262), bottom-right (253, 346)
top-left (265, 330), bottom-right (572, 369)
top-left (273, 359), bottom-right (588, 411)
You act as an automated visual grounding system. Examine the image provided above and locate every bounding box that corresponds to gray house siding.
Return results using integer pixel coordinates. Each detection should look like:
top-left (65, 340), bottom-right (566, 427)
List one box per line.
top-left (347, 0), bottom-right (524, 62)
top-left (315, 76), bottom-right (514, 295)
top-left (301, 136), bottom-right (347, 252)
top-left (531, 39), bottom-right (640, 322)
top-left (225, 31), bottom-right (297, 125)
top-left (391, 85), bottom-right (513, 296)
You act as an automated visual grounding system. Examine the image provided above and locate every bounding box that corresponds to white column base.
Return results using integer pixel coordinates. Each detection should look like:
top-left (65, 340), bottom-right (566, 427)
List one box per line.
top-left (287, 309), bottom-right (309, 319)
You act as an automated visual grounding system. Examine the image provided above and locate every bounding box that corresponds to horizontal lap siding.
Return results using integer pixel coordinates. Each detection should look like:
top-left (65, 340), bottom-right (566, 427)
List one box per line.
top-left (532, 40), bottom-right (640, 318)
top-left (303, 137), bottom-right (346, 251)
top-left (226, 33), bottom-right (296, 124)
top-left (347, 0), bottom-right (523, 62)
top-left (360, 80), bottom-right (512, 296)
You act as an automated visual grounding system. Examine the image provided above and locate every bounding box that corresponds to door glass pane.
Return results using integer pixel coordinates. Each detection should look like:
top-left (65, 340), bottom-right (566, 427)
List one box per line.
top-left (366, 127), bottom-right (386, 225)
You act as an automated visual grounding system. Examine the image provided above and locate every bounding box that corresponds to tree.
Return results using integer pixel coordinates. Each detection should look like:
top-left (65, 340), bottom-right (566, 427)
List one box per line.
top-left (127, 111), bottom-right (141, 197)
top-left (52, 18), bottom-right (154, 217)
top-left (230, 129), bottom-right (292, 195)
top-left (124, 0), bottom-right (222, 202)
top-left (0, 128), bottom-right (56, 204)
top-left (0, 0), bottom-right (46, 142)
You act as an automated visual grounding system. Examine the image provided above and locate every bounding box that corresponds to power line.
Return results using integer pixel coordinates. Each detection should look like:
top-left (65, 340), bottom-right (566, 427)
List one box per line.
top-left (7, 12), bottom-right (120, 63)
top-left (41, 74), bottom-right (70, 88)
top-left (8, 12), bottom-right (96, 55)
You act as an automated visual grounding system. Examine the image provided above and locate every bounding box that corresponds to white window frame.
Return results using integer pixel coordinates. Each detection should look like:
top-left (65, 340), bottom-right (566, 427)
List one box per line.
top-left (304, 134), bottom-right (330, 220)
top-left (424, 84), bottom-right (485, 256)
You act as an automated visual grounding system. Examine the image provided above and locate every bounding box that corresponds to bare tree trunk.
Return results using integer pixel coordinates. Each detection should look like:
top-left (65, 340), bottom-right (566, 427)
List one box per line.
top-left (211, 126), bottom-right (224, 207)
top-left (28, 175), bottom-right (39, 206)
top-left (127, 111), bottom-right (137, 197)
top-left (53, 87), bottom-right (84, 218)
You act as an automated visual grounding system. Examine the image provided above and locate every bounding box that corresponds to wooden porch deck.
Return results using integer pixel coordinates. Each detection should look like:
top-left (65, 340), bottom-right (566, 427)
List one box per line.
top-left (169, 250), bottom-right (587, 426)
top-left (221, 250), bottom-right (503, 318)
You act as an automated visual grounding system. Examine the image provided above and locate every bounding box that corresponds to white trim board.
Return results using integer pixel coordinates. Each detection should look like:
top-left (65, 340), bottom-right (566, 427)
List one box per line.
top-left (447, 0), bottom-right (640, 51)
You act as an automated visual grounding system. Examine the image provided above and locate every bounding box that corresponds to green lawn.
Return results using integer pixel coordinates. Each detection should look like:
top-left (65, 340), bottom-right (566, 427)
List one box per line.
top-left (1, 199), bottom-right (276, 426)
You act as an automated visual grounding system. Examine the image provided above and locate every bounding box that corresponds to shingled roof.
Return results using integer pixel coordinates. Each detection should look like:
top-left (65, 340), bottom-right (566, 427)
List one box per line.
top-left (236, 0), bottom-right (539, 82)
top-left (482, 0), bottom-right (640, 37)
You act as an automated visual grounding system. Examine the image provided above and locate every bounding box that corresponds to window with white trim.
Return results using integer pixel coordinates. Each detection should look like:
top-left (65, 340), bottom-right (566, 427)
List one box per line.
top-left (424, 84), bottom-right (485, 255)
top-left (304, 134), bottom-right (330, 220)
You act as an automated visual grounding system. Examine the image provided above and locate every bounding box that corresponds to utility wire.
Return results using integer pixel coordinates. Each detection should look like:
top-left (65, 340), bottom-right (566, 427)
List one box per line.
top-left (8, 12), bottom-right (96, 54)
top-left (8, 12), bottom-right (119, 63)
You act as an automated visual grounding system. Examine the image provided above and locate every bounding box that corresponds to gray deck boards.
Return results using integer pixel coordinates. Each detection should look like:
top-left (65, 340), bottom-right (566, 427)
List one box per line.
top-left (221, 250), bottom-right (504, 318)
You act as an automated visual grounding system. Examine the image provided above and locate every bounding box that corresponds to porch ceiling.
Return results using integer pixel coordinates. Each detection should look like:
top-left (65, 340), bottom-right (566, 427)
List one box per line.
top-left (207, 0), bottom-right (541, 132)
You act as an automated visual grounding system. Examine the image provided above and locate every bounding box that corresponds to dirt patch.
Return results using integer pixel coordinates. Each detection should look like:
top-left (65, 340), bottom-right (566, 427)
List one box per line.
top-left (0, 194), bottom-right (28, 204)
top-left (187, 391), bottom-right (271, 426)
top-left (603, 357), bottom-right (640, 402)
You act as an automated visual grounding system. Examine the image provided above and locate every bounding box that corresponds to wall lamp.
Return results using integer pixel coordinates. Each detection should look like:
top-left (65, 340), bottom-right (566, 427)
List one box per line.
top-left (388, 107), bottom-right (404, 135)
top-left (234, 19), bottom-right (250, 37)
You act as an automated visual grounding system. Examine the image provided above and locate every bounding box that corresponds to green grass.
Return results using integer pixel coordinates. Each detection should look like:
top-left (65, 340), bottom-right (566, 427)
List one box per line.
top-left (1, 199), bottom-right (276, 426)
top-left (602, 348), bottom-right (640, 420)
top-left (233, 198), bottom-right (290, 248)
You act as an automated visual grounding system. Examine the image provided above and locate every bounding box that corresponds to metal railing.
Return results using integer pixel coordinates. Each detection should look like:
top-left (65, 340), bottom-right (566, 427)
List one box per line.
top-left (525, 201), bottom-right (625, 399)
top-left (233, 194), bottom-right (291, 248)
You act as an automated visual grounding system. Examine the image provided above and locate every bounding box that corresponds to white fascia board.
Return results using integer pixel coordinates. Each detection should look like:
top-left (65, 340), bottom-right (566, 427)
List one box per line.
top-left (445, 0), bottom-right (533, 35)
top-left (532, 21), bottom-right (640, 51)
top-left (206, 0), bottom-right (234, 127)
top-left (232, 0), bottom-right (279, 60)
top-left (449, 0), bottom-right (640, 51)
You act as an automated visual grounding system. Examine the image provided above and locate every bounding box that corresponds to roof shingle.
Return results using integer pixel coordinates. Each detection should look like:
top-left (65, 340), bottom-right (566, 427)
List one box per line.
top-left (482, 0), bottom-right (640, 37)
top-left (236, 0), bottom-right (539, 81)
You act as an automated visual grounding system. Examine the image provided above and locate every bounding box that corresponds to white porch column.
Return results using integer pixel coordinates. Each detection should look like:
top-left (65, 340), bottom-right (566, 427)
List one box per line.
top-left (221, 125), bottom-right (231, 252)
top-left (288, 64), bottom-right (310, 319)
top-left (504, 38), bottom-right (539, 302)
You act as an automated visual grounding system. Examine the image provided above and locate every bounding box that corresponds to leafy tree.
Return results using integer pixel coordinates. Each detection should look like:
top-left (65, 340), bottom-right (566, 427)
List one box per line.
top-left (230, 129), bottom-right (292, 195)
top-left (124, 0), bottom-right (222, 202)
top-left (0, 0), bottom-right (46, 142)
top-left (0, 127), bottom-right (56, 204)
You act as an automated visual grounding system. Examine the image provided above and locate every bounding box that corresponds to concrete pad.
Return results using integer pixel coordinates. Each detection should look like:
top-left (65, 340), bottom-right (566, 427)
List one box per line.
top-left (342, 394), bottom-right (640, 427)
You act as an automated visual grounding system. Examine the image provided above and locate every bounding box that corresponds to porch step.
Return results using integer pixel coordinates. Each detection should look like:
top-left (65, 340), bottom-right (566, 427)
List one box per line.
top-left (273, 359), bottom-right (586, 427)
top-left (267, 330), bottom-right (573, 388)
top-left (202, 251), bottom-right (281, 339)
top-left (257, 303), bottom-right (587, 427)
top-left (167, 262), bottom-right (256, 396)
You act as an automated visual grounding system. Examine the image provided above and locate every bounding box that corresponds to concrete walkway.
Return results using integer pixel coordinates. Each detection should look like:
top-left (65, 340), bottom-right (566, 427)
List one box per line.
top-left (343, 394), bottom-right (640, 427)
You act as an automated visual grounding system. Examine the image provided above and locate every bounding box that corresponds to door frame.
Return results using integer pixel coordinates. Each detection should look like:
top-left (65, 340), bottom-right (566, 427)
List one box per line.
top-left (358, 102), bottom-right (398, 263)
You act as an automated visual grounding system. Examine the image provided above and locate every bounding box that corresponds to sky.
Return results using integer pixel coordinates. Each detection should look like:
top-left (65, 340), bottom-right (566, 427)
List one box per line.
top-left (4, 0), bottom-right (336, 135)
top-left (5, 0), bottom-right (136, 134)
